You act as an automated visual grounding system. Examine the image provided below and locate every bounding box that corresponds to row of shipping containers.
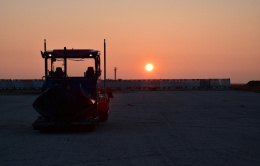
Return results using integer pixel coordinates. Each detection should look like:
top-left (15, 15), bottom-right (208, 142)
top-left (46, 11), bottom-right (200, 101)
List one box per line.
top-left (103, 79), bottom-right (231, 91)
top-left (0, 79), bottom-right (43, 90)
top-left (0, 79), bottom-right (230, 90)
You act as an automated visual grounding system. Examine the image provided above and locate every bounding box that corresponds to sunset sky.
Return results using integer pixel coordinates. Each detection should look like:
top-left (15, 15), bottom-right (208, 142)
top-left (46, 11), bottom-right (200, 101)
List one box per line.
top-left (0, 0), bottom-right (259, 83)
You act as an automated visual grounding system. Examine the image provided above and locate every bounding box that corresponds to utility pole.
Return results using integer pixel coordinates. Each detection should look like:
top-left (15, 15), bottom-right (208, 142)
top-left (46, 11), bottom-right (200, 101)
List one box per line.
top-left (104, 39), bottom-right (106, 92)
top-left (114, 67), bottom-right (117, 80)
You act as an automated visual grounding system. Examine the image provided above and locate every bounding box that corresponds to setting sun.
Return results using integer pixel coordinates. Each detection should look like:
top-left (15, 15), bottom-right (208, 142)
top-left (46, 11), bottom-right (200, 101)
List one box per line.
top-left (145, 64), bottom-right (153, 71)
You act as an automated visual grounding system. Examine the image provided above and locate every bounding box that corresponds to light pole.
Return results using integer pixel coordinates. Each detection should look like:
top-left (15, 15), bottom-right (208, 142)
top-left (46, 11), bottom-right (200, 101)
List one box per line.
top-left (114, 67), bottom-right (117, 80)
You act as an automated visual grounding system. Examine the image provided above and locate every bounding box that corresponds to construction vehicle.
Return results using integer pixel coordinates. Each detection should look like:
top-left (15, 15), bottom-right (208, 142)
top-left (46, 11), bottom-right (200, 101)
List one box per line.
top-left (32, 40), bottom-right (110, 132)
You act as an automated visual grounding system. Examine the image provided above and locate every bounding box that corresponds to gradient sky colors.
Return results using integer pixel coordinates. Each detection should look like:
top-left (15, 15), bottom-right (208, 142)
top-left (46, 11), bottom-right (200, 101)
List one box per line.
top-left (0, 0), bottom-right (259, 83)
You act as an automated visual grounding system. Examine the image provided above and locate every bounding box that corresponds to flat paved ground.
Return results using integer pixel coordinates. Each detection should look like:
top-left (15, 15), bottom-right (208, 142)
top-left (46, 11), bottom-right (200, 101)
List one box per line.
top-left (0, 91), bottom-right (260, 166)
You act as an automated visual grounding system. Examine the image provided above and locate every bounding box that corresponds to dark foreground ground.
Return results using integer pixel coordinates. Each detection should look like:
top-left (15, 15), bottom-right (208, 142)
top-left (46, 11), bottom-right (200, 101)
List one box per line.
top-left (0, 91), bottom-right (260, 166)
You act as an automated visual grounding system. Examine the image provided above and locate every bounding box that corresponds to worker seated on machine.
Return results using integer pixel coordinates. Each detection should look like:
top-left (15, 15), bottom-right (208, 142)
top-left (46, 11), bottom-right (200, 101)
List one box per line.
top-left (54, 67), bottom-right (65, 77)
top-left (85, 67), bottom-right (95, 78)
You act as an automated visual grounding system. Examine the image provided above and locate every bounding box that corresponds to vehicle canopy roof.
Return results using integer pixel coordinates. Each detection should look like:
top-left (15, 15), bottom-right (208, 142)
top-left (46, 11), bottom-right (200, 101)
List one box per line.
top-left (42, 49), bottom-right (100, 59)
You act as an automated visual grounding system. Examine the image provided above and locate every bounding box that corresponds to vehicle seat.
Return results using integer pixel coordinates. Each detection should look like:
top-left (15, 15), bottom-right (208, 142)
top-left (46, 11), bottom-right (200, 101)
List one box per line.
top-left (85, 67), bottom-right (94, 77)
top-left (54, 67), bottom-right (64, 77)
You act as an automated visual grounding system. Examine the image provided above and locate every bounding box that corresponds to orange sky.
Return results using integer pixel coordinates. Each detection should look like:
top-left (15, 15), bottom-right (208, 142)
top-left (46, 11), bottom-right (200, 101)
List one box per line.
top-left (0, 0), bottom-right (259, 83)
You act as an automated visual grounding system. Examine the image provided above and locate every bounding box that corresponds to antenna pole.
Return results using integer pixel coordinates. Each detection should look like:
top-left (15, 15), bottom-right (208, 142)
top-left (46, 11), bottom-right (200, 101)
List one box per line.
top-left (44, 39), bottom-right (46, 52)
top-left (44, 39), bottom-right (47, 79)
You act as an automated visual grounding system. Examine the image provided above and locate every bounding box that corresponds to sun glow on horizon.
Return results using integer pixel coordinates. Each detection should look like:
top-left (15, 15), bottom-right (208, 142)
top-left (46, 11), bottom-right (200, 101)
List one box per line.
top-left (145, 64), bottom-right (153, 72)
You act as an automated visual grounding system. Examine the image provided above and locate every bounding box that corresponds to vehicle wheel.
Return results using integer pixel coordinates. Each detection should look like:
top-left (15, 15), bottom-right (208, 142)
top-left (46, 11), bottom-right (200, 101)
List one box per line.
top-left (39, 128), bottom-right (51, 133)
top-left (99, 112), bottom-right (109, 122)
top-left (88, 122), bottom-right (96, 131)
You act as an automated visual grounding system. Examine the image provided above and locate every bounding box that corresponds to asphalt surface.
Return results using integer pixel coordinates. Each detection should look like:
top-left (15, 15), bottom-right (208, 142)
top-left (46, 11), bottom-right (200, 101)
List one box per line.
top-left (0, 91), bottom-right (260, 166)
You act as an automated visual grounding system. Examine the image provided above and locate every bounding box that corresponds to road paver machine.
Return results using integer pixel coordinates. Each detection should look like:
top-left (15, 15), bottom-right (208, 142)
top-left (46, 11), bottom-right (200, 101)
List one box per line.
top-left (32, 40), bottom-right (110, 132)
